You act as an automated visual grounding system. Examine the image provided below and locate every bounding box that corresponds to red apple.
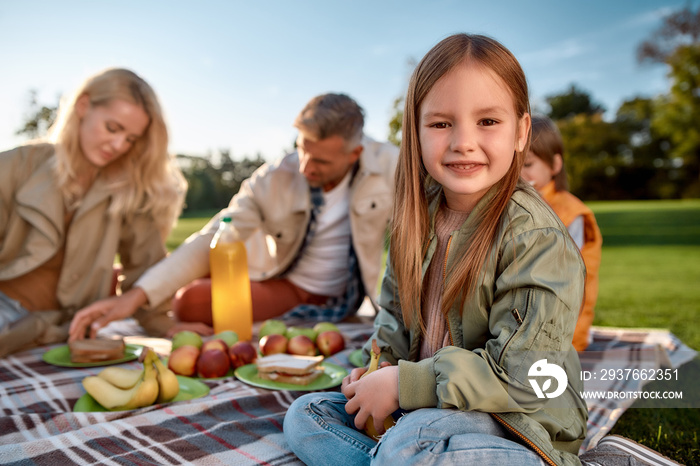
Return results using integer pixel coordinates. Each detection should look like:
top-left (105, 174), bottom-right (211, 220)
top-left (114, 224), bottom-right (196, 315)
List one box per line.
top-left (316, 330), bottom-right (345, 357)
top-left (197, 349), bottom-right (230, 378)
top-left (229, 341), bottom-right (258, 368)
top-left (168, 345), bottom-right (200, 376)
top-left (259, 334), bottom-right (288, 355)
top-left (287, 335), bottom-right (316, 356)
top-left (201, 339), bottom-right (228, 354)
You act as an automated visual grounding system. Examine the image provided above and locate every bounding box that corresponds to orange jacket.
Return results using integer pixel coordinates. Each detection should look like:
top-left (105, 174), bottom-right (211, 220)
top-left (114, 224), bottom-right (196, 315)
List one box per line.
top-left (539, 181), bottom-right (602, 351)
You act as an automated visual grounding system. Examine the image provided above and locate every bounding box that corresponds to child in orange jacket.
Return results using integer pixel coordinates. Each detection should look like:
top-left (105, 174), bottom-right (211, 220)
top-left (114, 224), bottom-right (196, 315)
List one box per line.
top-left (521, 115), bottom-right (602, 351)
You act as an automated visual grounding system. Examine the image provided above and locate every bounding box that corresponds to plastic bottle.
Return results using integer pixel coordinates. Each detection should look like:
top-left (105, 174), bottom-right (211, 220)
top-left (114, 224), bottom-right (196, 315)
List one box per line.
top-left (209, 216), bottom-right (253, 341)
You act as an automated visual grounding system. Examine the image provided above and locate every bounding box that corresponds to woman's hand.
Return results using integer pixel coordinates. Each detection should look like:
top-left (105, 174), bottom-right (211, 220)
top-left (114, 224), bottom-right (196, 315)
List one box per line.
top-left (68, 288), bottom-right (147, 341)
top-left (343, 365), bottom-right (399, 434)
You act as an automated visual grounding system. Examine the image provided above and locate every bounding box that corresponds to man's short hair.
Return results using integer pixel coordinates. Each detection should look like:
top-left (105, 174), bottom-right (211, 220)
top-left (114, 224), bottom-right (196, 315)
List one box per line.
top-left (293, 93), bottom-right (364, 151)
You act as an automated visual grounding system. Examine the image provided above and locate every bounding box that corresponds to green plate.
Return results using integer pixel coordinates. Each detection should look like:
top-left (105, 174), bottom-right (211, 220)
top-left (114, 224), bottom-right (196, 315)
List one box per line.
top-left (73, 375), bottom-right (210, 412)
top-left (42, 344), bottom-right (143, 368)
top-left (234, 361), bottom-right (347, 391)
top-left (348, 349), bottom-right (364, 368)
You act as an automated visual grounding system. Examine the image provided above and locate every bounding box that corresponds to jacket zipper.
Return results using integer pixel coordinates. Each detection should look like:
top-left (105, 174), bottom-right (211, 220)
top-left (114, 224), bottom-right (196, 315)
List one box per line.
top-left (511, 308), bottom-right (523, 325)
top-left (491, 414), bottom-right (557, 466)
top-left (443, 235), bottom-right (454, 346)
top-left (440, 237), bottom-right (552, 464)
top-left (497, 297), bottom-right (529, 365)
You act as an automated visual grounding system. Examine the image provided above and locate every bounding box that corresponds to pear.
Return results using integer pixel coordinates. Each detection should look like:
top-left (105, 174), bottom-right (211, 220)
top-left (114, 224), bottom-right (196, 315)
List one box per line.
top-left (172, 331), bottom-right (203, 351)
top-left (259, 319), bottom-right (287, 338)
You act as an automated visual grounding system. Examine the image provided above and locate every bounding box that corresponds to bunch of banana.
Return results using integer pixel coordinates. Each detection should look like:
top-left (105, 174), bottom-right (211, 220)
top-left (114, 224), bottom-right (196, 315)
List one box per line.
top-left (361, 339), bottom-right (396, 440)
top-left (81, 348), bottom-right (180, 410)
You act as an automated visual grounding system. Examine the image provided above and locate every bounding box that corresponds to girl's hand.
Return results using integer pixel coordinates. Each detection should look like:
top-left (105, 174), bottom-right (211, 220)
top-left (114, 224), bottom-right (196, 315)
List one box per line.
top-left (341, 367), bottom-right (368, 393)
top-left (341, 362), bottom-right (392, 395)
top-left (344, 365), bottom-right (399, 434)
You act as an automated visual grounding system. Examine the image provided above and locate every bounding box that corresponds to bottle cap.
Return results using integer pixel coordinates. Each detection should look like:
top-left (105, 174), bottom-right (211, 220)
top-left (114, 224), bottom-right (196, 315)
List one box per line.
top-left (221, 216), bottom-right (232, 223)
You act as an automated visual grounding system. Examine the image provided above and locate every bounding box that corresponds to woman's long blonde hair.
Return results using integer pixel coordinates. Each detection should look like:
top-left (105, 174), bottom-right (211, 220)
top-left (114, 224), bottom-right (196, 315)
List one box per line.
top-left (49, 68), bottom-right (186, 239)
top-left (391, 34), bottom-right (531, 329)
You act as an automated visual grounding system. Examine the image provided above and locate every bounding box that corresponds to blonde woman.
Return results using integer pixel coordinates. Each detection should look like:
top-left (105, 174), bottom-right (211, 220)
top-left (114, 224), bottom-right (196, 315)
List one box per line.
top-left (0, 68), bottom-right (186, 357)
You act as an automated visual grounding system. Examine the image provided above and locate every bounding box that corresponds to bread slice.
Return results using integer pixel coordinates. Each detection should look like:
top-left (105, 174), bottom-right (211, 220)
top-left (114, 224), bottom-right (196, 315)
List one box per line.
top-left (68, 338), bottom-right (126, 363)
top-left (256, 354), bottom-right (324, 385)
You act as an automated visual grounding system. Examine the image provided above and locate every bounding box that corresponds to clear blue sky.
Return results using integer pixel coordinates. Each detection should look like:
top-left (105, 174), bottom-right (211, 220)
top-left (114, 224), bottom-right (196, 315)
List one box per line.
top-left (0, 0), bottom-right (686, 161)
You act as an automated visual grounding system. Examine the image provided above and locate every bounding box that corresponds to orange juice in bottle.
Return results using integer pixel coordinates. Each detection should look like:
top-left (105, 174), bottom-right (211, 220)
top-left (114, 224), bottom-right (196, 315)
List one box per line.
top-left (209, 216), bottom-right (253, 341)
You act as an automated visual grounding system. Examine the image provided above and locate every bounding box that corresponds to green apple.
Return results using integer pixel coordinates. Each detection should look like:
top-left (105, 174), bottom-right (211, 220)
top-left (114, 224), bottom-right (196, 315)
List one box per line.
top-left (313, 321), bottom-right (339, 335)
top-left (171, 330), bottom-right (203, 351)
top-left (259, 319), bottom-right (287, 338)
top-left (285, 326), bottom-right (318, 342)
top-left (214, 330), bottom-right (239, 347)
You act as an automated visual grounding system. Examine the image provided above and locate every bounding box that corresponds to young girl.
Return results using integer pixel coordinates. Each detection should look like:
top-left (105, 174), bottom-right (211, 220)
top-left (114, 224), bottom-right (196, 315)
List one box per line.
top-left (521, 115), bottom-right (602, 351)
top-left (284, 34), bottom-right (588, 465)
top-left (0, 68), bottom-right (187, 357)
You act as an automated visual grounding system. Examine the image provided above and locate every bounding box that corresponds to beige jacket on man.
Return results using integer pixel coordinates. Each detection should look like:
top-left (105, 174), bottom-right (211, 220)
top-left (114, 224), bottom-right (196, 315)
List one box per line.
top-left (0, 143), bottom-right (173, 347)
top-left (136, 136), bottom-right (399, 313)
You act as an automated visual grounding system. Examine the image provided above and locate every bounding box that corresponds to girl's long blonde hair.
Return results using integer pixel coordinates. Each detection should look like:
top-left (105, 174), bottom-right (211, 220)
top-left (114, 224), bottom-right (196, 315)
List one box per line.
top-left (49, 68), bottom-right (186, 239)
top-left (391, 34), bottom-right (531, 329)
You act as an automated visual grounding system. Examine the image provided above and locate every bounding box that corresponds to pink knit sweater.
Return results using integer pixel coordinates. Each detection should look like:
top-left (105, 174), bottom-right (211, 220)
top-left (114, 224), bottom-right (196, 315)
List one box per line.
top-left (419, 206), bottom-right (470, 360)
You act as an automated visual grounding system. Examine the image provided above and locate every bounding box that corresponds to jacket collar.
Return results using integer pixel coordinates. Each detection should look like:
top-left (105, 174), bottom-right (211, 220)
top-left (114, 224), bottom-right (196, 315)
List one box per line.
top-left (15, 156), bottom-right (113, 240)
top-left (15, 156), bottom-right (64, 241)
top-left (356, 135), bottom-right (389, 176)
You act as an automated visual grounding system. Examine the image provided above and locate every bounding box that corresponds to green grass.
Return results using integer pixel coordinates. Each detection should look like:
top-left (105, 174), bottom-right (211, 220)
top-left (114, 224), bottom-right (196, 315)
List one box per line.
top-left (588, 200), bottom-right (700, 465)
top-left (595, 246), bottom-right (700, 348)
top-left (165, 216), bottom-right (212, 251)
top-left (166, 199), bottom-right (700, 464)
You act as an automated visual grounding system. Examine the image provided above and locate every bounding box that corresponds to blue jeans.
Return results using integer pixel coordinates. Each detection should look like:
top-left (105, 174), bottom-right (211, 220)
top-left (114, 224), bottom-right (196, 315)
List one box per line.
top-left (0, 291), bottom-right (29, 332)
top-left (284, 392), bottom-right (546, 465)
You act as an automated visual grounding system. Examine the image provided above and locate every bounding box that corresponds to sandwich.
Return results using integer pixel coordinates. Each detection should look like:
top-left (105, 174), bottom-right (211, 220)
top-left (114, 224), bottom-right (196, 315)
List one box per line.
top-left (68, 338), bottom-right (126, 363)
top-left (256, 353), bottom-right (324, 385)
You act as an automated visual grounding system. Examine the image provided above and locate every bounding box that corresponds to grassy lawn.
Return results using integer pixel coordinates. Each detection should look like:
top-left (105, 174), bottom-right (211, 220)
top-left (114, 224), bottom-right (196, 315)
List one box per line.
top-left (166, 199), bottom-right (700, 464)
top-left (588, 200), bottom-right (700, 465)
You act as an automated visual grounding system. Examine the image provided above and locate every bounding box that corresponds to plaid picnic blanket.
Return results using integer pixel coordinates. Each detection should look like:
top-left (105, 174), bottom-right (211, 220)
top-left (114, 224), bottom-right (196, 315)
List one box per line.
top-left (578, 326), bottom-right (697, 453)
top-left (0, 322), bottom-right (695, 465)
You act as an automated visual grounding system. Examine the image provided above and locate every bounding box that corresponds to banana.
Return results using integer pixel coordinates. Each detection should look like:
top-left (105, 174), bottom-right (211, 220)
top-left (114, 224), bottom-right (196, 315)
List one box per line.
top-left (152, 353), bottom-right (180, 403)
top-left (97, 366), bottom-right (144, 389)
top-left (360, 339), bottom-right (396, 440)
top-left (82, 349), bottom-right (159, 410)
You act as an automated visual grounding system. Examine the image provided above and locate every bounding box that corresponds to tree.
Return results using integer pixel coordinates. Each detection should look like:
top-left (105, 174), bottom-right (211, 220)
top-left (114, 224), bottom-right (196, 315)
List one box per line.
top-left (637, 6), bottom-right (700, 64)
top-left (176, 150), bottom-right (265, 212)
top-left (545, 84), bottom-right (605, 120)
top-left (556, 113), bottom-right (632, 200)
top-left (637, 5), bottom-right (700, 195)
top-left (616, 97), bottom-right (681, 198)
top-left (387, 96), bottom-right (403, 147)
top-left (386, 57), bottom-right (416, 147)
top-left (15, 90), bottom-right (58, 139)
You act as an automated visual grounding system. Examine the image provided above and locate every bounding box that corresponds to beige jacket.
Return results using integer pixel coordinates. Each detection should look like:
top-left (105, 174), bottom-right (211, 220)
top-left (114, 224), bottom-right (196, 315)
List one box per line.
top-left (0, 143), bottom-right (172, 336)
top-left (137, 136), bottom-right (399, 312)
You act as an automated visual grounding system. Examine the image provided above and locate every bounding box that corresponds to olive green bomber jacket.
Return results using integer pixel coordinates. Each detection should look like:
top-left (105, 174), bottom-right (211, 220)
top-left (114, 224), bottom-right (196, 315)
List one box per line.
top-left (367, 182), bottom-right (588, 466)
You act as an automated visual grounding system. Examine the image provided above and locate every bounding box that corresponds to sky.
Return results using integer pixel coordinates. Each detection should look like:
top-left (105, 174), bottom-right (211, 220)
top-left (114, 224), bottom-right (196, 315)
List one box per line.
top-left (0, 0), bottom-right (688, 161)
